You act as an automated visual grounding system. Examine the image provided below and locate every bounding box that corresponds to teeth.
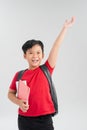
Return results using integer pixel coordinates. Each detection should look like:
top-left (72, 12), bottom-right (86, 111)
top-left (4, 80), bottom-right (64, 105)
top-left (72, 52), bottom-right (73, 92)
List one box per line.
top-left (32, 59), bottom-right (38, 62)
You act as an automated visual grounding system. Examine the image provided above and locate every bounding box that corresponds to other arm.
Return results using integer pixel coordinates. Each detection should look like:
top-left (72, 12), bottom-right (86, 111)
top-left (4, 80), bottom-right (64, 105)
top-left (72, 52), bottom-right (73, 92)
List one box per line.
top-left (48, 16), bottom-right (75, 68)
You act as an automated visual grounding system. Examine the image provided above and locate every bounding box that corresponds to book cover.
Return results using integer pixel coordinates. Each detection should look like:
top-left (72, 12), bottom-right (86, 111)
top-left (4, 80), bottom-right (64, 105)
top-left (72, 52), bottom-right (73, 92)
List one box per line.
top-left (16, 80), bottom-right (30, 104)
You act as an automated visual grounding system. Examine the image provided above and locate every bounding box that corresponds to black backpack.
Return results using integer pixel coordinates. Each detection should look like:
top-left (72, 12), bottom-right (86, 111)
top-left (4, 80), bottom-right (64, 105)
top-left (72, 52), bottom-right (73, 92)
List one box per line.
top-left (17, 64), bottom-right (58, 116)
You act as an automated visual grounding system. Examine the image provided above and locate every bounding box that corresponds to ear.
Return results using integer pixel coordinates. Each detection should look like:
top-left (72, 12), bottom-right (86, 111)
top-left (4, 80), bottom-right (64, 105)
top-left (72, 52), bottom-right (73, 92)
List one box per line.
top-left (23, 54), bottom-right (26, 59)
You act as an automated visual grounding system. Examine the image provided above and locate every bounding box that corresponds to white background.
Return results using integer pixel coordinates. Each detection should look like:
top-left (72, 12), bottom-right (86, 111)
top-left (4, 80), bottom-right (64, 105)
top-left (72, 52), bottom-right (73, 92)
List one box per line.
top-left (0, 0), bottom-right (87, 129)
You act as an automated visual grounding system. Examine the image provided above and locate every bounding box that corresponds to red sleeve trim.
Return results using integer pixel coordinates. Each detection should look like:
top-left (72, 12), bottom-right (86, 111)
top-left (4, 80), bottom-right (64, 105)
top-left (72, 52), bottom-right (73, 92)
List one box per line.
top-left (9, 72), bottom-right (19, 90)
top-left (45, 60), bottom-right (55, 75)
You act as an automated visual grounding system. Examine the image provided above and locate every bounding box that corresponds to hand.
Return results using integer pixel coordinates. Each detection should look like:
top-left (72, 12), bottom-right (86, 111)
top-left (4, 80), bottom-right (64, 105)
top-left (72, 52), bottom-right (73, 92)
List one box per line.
top-left (64, 16), bottom-right (75, 28)
top-left (18, 100), bottom-right (29, 112)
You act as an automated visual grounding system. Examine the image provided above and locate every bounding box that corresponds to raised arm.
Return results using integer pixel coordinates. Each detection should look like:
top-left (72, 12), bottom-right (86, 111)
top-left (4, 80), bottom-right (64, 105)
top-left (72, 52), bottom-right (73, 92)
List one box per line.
top-left (48, 16), bottom-right (75, 68)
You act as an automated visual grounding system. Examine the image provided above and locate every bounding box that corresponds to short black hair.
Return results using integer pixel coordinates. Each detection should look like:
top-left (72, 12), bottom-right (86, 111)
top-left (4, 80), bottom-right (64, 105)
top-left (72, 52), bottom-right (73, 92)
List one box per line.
top-left (22, 39), bottom-right (44, 54)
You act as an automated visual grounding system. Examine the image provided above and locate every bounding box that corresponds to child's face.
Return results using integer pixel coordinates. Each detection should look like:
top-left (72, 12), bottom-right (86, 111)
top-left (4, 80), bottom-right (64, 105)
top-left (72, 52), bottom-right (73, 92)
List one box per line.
top-left (24, 44), bottom-right (44, 70)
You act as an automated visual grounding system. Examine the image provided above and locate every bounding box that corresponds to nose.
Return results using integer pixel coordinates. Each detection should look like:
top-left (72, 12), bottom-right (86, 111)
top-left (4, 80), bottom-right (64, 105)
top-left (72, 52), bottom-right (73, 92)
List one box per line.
top-left (33, 53), bottom-right (37, 58)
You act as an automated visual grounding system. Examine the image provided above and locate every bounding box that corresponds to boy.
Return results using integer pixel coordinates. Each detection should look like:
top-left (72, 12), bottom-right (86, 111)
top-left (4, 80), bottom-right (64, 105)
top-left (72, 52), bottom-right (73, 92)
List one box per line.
top-left (8, 16), bottom-right (75, 130)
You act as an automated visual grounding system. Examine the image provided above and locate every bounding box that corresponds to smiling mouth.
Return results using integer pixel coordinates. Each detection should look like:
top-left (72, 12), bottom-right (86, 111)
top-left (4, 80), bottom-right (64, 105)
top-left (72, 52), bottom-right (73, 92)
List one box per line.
top-left (32, 59), bottom-right (39, 63)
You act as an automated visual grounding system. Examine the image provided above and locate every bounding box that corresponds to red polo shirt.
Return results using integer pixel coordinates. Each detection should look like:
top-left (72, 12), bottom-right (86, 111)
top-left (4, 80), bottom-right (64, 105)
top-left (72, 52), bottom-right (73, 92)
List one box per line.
top-left (9, 60), bottom-right (55, 117)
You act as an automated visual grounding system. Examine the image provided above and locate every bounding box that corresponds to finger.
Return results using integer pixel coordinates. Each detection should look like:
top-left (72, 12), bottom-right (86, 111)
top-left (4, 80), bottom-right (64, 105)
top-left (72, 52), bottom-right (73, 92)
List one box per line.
top-left (71, 16), bottom-right (75, 24)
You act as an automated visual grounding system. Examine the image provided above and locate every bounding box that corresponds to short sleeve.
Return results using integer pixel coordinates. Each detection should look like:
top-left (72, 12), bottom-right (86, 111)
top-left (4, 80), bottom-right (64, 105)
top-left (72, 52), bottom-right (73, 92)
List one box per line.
top-left (45, 60), bottom-right (55, 75)
top-left (9, 72), bottom-right (19, 90)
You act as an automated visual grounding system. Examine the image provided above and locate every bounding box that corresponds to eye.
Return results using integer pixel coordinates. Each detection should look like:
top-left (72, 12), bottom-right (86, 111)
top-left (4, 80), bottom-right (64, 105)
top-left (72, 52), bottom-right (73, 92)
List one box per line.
top-left (37, 51), bottom-right (40, 54)
top-left (27, 51), bottom-right (32, 54)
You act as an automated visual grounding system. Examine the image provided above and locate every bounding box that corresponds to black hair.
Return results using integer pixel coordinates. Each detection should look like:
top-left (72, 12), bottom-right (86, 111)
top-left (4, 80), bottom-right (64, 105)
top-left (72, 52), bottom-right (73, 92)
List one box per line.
top-left (22, 39), bottom-right (44, 54)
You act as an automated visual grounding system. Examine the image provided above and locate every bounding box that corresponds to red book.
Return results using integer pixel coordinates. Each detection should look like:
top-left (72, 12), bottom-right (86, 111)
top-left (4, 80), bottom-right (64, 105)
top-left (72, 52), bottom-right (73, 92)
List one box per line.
top-left (16, 80), bottom-right (30, 104)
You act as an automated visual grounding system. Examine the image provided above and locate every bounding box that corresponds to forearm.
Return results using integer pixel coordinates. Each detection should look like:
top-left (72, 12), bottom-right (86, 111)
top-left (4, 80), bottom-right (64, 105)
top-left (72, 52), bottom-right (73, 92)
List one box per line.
top-left (48, 26), bottom-right (68, 67)
top-left (8, 92), bottom-right (29, 112)
top-left (8, 92), bottom-right (20, 106)
top-left (54, 26), bottom-right (67, 47)
top-left (48, 16), bottom-right (75, 67)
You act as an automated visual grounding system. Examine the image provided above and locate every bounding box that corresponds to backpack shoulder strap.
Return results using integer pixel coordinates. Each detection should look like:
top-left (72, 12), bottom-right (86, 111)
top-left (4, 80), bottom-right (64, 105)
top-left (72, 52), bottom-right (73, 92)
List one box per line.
top-left (40, 64), bottom-right (58, 116)
top-left (40, 64), bottom-right (52, 87)
top-left (17, 70), bottom-right (26, 81)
